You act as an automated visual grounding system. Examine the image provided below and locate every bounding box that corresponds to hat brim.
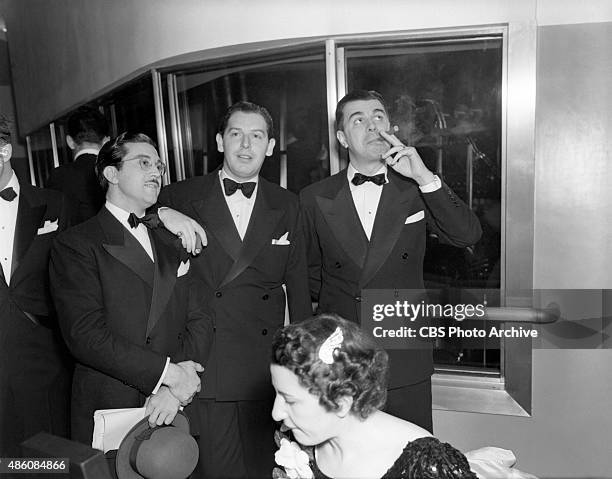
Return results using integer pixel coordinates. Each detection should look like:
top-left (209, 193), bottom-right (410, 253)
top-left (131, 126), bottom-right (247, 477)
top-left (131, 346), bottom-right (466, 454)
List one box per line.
top-left (115, 411), bottom-right (190, 479)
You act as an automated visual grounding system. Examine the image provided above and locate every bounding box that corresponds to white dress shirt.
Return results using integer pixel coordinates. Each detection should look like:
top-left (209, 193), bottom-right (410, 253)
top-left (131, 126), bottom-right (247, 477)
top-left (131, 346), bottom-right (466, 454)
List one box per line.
top-left (0, 171), bottom-right (20, 284)
top-left (347, 164), bottom-right (388, 240)
top-left (104, 201), bottom-right (168, 393)
top-left (219, 169), bottom-right (258, 240)
top-left (347, 163), bottom-right (442, 240)
top-left (105, 201), bottom-right (154, 261)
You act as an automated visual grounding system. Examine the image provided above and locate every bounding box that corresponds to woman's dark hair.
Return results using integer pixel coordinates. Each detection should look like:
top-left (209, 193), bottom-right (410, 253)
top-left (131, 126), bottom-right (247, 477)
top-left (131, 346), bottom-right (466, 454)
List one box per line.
top-left (395, 437), bottom-right (477, 478)
top-left (271, 313), bottom-right (388, 419)
top-left (95, 132), bottom-right (157, 192)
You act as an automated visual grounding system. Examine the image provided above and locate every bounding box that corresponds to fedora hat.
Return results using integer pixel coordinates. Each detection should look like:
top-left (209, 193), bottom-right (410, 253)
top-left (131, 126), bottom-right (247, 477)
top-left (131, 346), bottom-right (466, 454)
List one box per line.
top-left (115, 412), bottom-right (198, 479)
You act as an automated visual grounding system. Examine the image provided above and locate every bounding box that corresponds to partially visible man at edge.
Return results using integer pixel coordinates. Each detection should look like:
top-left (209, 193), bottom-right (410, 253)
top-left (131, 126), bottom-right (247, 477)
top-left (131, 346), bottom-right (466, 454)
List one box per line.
top-left (0, 115), bottom-right (72, 457)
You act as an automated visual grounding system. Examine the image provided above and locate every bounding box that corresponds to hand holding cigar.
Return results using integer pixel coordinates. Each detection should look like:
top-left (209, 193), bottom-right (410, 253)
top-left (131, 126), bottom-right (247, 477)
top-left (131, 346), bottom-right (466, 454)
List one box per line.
top-left (379, 126), bottom-right (435, 186)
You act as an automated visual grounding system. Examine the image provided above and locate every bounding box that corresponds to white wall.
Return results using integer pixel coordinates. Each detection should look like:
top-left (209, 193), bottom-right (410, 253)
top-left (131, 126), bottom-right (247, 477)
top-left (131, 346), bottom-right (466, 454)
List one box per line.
top-left (434, 20), bottom-right (612, 478)
top-left (3, 0), bottom-right (541, 134)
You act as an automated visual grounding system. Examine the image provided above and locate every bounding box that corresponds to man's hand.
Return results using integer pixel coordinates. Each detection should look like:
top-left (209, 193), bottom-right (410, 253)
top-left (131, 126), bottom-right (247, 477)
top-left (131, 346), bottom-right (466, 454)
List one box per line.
top-left (163, 360), bottom-right (204, 406)
top-left (158, 207), bottom-right (207, 255)
top-left (379, 130), bottom-right (435, 186)
top-left (145, 386), bottom-right (180, 426)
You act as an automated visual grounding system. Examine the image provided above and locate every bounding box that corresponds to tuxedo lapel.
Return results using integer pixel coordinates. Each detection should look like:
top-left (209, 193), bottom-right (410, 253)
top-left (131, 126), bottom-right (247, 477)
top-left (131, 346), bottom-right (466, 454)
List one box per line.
top-left (316, 174), bottom-right (368, 269)
top-left (359, 175), bottom-right (419, 288)
top-left (99, 208), bottom-right (155, 288)
top-left (146, 231), bottom-right (177, 336)
top-left (11, 185), bottom-right (46, 277)
top-left (191, 175), bottom-right (242, 262)
top-left (220, 180), bottom-right (284, 288)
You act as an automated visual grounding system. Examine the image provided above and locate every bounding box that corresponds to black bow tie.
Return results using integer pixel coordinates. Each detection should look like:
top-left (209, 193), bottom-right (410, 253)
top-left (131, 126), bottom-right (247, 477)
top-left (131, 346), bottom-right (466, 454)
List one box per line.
top-left (223, 178), bottom-right (256, 199)
top-left (0, 187), bottom-right (17, 202)
top-left (351, 172), bottom-right (386, 186)
top-left (128, 213), bottom-right (160, 229)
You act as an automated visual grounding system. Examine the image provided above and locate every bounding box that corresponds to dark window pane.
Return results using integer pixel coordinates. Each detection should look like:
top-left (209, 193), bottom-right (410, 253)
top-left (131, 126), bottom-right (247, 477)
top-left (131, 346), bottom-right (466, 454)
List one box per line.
top-left (172, 51), bottom-right (328, 192)
top-left (345, 37), bottom-right (503, 373)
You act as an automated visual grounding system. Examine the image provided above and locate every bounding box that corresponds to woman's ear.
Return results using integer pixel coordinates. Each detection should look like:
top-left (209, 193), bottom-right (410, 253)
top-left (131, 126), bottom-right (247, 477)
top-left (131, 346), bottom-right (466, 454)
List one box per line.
top-left (336, 395), bottom-right (354, 418)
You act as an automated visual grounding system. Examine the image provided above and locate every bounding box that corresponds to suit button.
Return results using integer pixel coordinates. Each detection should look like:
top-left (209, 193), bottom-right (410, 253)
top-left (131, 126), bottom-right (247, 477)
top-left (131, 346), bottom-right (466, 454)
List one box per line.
top-left (146, 337), bottom-right (151, 344)
top-left (335, 262), bottom-right (342, 268)
top-left (261, 329), bottom-right (268, 335)
top-left (262, 294), bottom-right (269, 300)
top-left (402, 253), bottom-right (409, 259)
top-left (178, 333), bottom-right (183, 340)
top-left (215, 291), bottom-right (222, 298)
top-left (355, 296), bottom-right (362, 302)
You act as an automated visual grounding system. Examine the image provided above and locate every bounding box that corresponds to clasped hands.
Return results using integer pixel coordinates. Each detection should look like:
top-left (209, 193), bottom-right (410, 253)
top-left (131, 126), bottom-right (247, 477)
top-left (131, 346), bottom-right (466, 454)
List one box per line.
top-left (145, 360), bottom-right (203, 427)
top-left (378, 129), bottom-right (436, 187)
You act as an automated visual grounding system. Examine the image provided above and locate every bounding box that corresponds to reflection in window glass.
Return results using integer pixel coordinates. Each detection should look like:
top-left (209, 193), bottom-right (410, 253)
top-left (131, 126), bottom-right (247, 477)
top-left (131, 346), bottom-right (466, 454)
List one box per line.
top-left (172, 52), bottom-right (328, 193)
top-left (99, 75), bottom-right (157, 142)
top-left (345, 37), bottom-right (502, 373)
top-left (29, 126), bottom-right (54, 187)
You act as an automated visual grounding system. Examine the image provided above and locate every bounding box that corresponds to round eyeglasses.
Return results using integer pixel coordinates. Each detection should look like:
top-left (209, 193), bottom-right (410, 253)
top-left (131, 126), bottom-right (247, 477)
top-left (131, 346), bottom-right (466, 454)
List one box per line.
top-left (119, 156), bottom-right (167, 175)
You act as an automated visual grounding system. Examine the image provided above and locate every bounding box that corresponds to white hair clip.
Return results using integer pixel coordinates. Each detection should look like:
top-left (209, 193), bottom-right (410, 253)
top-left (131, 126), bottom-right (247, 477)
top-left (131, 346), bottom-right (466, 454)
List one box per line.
top-left (318, 327), bottom-right (344, 364)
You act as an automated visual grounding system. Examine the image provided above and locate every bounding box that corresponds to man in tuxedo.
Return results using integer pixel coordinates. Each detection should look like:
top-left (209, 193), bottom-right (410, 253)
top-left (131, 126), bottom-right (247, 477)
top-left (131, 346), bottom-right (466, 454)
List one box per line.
top-left (0, 116), bottom-right (71, 456)
top-left (49, 132), bottom-right (213, 444)
top-left (47, 106), bottom-right (109, 224)
top-left (300, 90), bottom-right (482, 432)
top-left (158, 101), bottom-right (312, 479)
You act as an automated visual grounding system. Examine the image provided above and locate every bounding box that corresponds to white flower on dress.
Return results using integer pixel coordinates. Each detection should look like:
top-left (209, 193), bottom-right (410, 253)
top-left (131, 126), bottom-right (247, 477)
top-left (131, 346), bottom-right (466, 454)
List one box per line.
top-left (274, 438), bottom-right (314, 479)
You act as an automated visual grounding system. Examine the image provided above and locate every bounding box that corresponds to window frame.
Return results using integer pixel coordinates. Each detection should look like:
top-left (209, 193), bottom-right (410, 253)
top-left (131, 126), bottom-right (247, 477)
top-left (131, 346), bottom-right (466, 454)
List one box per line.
top-left (28, 22), bottom-right (537, 416)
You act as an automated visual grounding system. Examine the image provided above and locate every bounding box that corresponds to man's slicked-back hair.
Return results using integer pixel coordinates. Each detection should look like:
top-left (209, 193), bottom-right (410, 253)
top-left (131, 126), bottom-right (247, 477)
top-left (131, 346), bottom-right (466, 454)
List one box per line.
top-left (218, 101), bottom-right (275, 139)
top-left (67, 106), bottom-right (109, 145)
top-left (95, 132), bottom-right (157, 192)
top-left (335, 90), bottom-right (388, 131)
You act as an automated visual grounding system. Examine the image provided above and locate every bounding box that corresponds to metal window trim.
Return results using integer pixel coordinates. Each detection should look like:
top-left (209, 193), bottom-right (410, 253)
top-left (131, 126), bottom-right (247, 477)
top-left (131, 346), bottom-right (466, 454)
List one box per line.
top-left (166, 73), bottom-right (186, 182)
top-left (151, 69), bottom-right (171, 186)
top-left (49, 123), bottom-right (59, 169)
top-left (26, 135), bottom-right (35, 186)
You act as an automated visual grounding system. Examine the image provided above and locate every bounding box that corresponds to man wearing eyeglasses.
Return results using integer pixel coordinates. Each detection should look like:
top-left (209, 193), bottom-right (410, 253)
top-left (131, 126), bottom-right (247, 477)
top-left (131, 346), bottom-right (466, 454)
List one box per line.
top-left (0, 115), bottom-right (71, 457)
top-left (50, 132), bottom-right (214, 445)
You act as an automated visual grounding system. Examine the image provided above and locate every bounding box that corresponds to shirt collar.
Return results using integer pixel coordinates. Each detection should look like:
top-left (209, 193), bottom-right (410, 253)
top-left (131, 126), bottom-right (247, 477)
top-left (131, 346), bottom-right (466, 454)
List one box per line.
top-left (219, 168), bottom-right (259, 184)
top-left (347, 163), bottom-right (388, 184)
top-left (3, 170), bottom-right (20, 196)
top-left (218, 168), bottom-right (259, 199)
top-left (75, 147), bottom-right (101, 160)
top-left (105, 200), bottom-right (132, 225)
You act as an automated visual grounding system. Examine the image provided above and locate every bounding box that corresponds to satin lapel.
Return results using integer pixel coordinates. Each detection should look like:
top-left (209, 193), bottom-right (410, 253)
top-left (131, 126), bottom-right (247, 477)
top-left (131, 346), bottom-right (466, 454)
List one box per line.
top-left (359, 177), bottom-right (418, 288)
top-left (316, 176), bottom-right (368, 269)
top-left (191, 176), bottom-right (242, 262)
top-left (100, 209), bottom-right (155, 288)
top-left (146, 231), bottom-right (177, 336)
top-left (220, 181), bottom-right (284, 288)
top-left (11, 186), bottom-right (46, 277)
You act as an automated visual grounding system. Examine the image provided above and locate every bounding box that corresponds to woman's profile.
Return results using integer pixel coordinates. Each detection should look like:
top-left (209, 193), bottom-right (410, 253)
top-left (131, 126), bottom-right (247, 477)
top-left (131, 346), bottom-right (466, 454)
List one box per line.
top-left (270, 313), bottom-right (477, 479)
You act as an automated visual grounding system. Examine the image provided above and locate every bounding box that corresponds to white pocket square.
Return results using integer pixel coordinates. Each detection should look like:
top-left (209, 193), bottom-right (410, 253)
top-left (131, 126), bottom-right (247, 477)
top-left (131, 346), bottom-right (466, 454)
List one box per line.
top-left (405, 211), bottom-right (425, 224)
top-left (271, 232), bottom-right (290, 245)
top-left (177, 259), bottom-right (190, 277)
top-left (37, 219), bottom-right (59, 235)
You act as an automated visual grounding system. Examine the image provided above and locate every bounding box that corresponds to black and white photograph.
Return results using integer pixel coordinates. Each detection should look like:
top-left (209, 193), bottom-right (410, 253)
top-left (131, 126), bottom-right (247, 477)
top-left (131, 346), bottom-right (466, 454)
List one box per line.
top-left (0, 1), bottom-right (611, 478)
